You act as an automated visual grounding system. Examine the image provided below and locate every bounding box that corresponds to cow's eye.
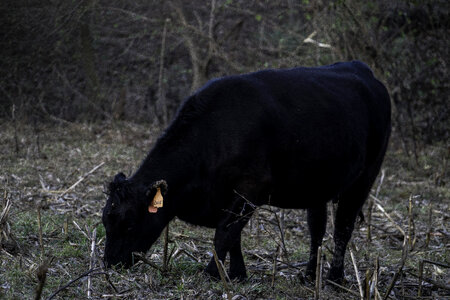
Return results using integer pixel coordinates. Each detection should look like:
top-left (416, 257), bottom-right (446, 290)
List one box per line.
top-left (127, 226), bottom-right (133, 232)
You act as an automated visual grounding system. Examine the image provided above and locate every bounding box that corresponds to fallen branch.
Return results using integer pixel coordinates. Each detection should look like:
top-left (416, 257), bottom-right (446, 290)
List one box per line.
top-left (422, 259), bottom-right (450, 269)
top-left (100, 291), bottom-right (133, 298)
top-left (72, 220), bottom-right (90, 240)
top-left (325, 279), bottom-right (360, 297)
top-left (303, 31), bottom-right (332, 48)
top-left (61, 162), bottom-right (105, 197)
top-left (407, 270), bottom-right (450, 292)
top-left (95, 253), bottom-right (118, 293)
top-left (47, 267), bottom-right (100, 300)
top-left (132, 252), bottom-right (163, 272)
top-left (173, 248), bottom-right (200, 262)
top-left (370, 195), bottom-right (406, 237)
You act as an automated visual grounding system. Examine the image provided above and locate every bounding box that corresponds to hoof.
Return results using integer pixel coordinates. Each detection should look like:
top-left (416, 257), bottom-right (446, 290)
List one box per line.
top-left (326, 268), bottom-right (344, 285)
top-left (305, 260), bottom-right (317, 281)
top-left (305, 267), bottom-right (316, 281)
top-left (204, 264), bottom-right (220, 280)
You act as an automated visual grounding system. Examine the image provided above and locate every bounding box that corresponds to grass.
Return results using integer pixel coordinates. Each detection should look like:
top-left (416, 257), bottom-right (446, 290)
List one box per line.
top-left (0, 120), bottom-right (448, 299)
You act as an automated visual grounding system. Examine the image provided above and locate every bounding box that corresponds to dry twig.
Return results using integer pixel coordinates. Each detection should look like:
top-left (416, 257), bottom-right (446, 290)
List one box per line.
top-left (314, 246), bottom-right (322, 300)
top-left (87, 228), bottom-right (97, 299)
top-left (407, 270), bottom-right (450, 292)
top-left (350, 249), bottom-right (364, 300)
top-left (35, 257), bottom-right (54, 300)
top-left (0, 194), bottom-right (13, 249)
top-left (271, 246), bottom-right (279, 288)
top-left (325, 279), bottom-right (360, 297)
top-left (407, 195), bottom-right (416, 250)
top-left (303, 31), bottom-right (332, 48)
top-left (372, 256), bottom-right (380, 300)
top-left (47, 267), bottom-right (100, 300)
top-left (212, 249), bottom-right (231, 300)
top-left (418, 260), bottom-right (424, 297)
top-left (157, 18), bottom-right (169, 126)
top-left (368, 169), bottom-right (385, 241)
top-left (383, 236), bottom-right (409, 300)
top-left (37, 204), bottom-right (44, 257)
top-left (370, 195), bottom-right (406, 237)
top-left (132, 252), bottom-right (163, 272)
top-left (60, 162), bottom-right (105, 197)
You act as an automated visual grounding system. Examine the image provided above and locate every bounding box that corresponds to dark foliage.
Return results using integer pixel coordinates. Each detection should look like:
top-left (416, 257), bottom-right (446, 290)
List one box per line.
top-left (1, 0), bottom-right (447, 146)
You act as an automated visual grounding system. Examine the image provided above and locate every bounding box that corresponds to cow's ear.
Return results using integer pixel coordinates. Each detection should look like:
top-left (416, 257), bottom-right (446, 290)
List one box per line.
top-left (114, 172), bottom-right (127, 183)
top-left (145, 180), bottom-right (168, 213)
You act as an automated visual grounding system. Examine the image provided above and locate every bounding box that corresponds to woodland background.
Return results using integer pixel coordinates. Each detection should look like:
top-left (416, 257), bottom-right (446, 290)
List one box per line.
top-left (1, 0), bottom-right (448, 147)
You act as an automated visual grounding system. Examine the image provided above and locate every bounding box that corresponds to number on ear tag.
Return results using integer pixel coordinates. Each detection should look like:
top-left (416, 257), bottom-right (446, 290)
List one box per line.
top-left (148, 187), bottom-right (163, 213)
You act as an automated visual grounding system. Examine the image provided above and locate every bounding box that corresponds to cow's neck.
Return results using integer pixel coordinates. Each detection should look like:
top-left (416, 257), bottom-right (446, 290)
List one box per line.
top-left (131, 123), bottom-right (203, 211)
top-left (133, 144), bottom-right (197, 186)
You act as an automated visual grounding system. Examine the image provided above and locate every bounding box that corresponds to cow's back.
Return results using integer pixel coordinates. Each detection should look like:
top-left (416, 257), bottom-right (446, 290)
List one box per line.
top-left (151, 61), bottom-right (390, 216)
top-left (198, 61), bottom-right (389, 208)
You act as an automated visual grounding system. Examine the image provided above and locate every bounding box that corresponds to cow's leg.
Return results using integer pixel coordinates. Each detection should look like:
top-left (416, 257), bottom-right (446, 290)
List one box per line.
top-left (205, 199), bottom-right (254, 281)
top-left (204, 231), bottom-right (226, 279)
top-left (305, 203), bottom-right (327, 278)
top-left (328, 196), bottom-right (363, 282)
top-left (229, 234), bottom-right (247, 280)
top-left (328, 168), bottom-right (381, 283)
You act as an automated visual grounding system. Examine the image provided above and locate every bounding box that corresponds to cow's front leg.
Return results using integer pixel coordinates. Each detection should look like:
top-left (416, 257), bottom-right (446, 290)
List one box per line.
top-left (205, 199), bottom-right (254, 281)
top-left (229, 234), bottom-right (247, 280)
top-left (204, 228), bottom-right (227, 279)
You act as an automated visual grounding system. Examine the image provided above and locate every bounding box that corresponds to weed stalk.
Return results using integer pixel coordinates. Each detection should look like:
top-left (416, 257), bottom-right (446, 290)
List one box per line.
top-left (314, 246), bottom-right (322, 300)
top-left (212, 249), bottom-right (231, 300)
top-left (163, 223), bottom-right (169, 271)
top-left (37, 204), bottom-right (44, 258)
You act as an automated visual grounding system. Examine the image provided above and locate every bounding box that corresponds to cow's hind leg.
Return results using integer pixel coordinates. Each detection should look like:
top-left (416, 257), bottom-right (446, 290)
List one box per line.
top-left (328, 167), bottom-right (382, 283)
top-left (305, 203), bottom-right (327, 279)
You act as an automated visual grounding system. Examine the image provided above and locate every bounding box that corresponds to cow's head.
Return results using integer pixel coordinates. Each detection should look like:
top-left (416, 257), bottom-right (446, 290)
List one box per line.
top-left (102, 172), bottom-right (168, 268)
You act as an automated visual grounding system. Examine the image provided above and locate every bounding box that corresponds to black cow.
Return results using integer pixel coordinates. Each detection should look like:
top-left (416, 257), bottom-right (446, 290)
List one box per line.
top-left (102, 61), bottom-right (391, 282)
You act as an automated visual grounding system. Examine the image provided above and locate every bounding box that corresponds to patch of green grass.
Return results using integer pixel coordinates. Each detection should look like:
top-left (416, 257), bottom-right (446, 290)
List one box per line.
top-left (289, 242), bottom-right (310, 262)
top-left (58, 243), bottom-right (83, 258)
top-left (171, 258), bottom-right (203, 276)
top-left (12, 212), bottom-right (37, 238)
top-left (1, 260), bottom-right (36, 299)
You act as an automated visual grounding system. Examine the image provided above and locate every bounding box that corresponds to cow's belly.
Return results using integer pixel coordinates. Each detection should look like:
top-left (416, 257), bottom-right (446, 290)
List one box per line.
top-left (268, 184), bottom-right (337, 209)
top-left (267, 158), bottom-right (364, 209)
top-left (177, 210), bottom-right (221, 228)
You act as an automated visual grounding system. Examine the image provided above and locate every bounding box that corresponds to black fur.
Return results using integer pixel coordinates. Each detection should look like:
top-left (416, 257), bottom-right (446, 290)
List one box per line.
top-left (102, 61), bottom-right (391, 282)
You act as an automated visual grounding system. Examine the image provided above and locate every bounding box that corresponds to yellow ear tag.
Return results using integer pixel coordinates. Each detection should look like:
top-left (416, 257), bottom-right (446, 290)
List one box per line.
top-left (148, 187), bottom-right (163, 213)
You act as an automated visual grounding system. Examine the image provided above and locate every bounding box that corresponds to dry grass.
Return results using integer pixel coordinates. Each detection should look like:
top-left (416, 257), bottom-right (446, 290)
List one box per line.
top-left (0, 121), bottom-right (448, 299)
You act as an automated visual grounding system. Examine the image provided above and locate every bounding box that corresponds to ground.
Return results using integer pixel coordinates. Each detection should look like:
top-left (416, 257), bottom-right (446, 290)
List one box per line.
top-left (0, 121), bottom-right (448, 299)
